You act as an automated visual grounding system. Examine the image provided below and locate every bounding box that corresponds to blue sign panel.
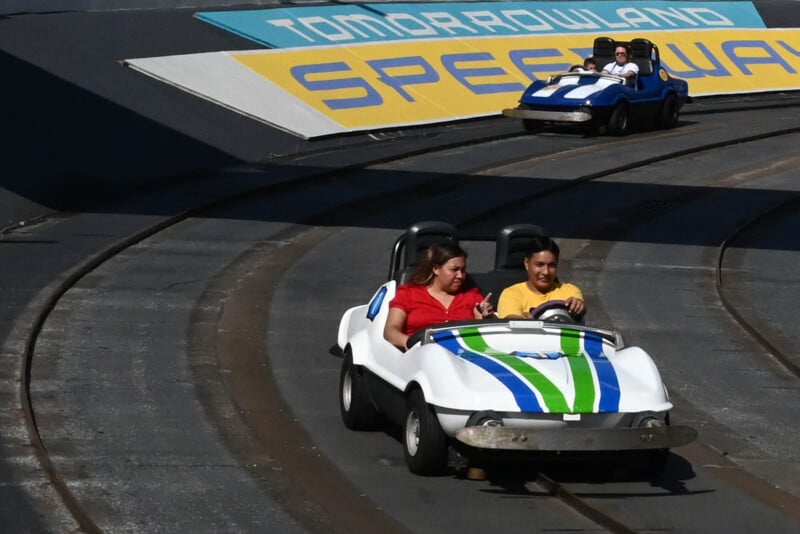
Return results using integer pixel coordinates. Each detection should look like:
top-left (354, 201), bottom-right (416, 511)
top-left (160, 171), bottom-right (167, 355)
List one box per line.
top-left (196, 1), bottom-right (766, 49)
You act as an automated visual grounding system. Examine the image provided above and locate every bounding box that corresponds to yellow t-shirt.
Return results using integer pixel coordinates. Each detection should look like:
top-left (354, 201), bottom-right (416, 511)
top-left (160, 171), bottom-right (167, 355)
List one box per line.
top-left (497, 281), bottom-right (583, 318)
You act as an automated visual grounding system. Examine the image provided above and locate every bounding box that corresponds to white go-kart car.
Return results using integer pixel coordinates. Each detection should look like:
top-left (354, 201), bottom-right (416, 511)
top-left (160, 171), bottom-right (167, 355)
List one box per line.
top-left (336, 222), bottom-right (696, 475)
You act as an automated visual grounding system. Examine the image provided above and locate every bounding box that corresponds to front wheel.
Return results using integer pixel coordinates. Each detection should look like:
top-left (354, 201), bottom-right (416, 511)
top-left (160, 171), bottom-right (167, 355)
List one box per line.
top-left (403, 389), bottom-right (448, 475)
top-left (607, 102), bottom-right (630, 136)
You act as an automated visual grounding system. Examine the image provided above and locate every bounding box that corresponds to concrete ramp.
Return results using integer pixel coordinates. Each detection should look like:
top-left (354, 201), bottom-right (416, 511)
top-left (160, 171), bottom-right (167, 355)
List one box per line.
top-left (125, 52), bottom-right (345, 139)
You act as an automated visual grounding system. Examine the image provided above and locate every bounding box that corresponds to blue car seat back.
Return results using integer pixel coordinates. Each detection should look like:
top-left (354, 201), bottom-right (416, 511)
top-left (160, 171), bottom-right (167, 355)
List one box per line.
top-left (391, 221), bottom-right (459, 283)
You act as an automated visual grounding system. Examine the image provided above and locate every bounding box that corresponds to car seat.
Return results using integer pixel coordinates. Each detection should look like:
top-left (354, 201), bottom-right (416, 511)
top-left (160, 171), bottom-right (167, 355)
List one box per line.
top-left (469, 224), bottom-right (545, 301)
top-left (630, 38), bottom-right (654, 76)
top-left (494, 223), bottom-right (545, 271)
top-left (389, 221), bottom-right (458, 283)
top-left (592, 36), bottom-right (616, 72)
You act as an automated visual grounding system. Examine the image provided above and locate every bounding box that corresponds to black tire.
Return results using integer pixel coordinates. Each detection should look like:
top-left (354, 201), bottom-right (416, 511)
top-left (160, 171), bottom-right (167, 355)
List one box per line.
top-left (403, 389), bottom-right (448, 475)
top-left (339, 348), bottom-right (378, 430)
top-left (522, 118), bottom-right (543, 133)
top-left (657, 94), bottom-right (679, 129)
top-left (607, 102), bottom-right (630, 136)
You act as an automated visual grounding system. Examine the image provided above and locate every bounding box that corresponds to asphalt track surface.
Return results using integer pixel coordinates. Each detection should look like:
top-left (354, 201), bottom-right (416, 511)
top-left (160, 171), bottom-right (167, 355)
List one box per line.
top-left (2, 4), bottom-right (800, 534)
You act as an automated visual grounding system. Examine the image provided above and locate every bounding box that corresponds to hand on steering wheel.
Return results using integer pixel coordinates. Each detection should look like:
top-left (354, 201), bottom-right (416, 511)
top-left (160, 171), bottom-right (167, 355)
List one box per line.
top-left (530, 299), bottom-right (585, 324)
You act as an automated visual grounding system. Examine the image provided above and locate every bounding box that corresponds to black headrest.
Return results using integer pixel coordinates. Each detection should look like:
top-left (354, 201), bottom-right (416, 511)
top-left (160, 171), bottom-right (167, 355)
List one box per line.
top-left (403, 220), bottom-right (458, 267)
top-left (593, 36), bottom-right (616, 68)
top-left (630, 38), bottom-right (653, 75)
top-left (630, 38), bottom-right (652, 57)
top-left (494, 223), bottom-right (545, 270)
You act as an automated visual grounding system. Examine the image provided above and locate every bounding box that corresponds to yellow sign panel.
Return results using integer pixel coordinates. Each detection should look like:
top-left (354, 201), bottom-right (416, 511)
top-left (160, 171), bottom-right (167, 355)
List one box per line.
top-left (232, 29), bottom-right (800, 129)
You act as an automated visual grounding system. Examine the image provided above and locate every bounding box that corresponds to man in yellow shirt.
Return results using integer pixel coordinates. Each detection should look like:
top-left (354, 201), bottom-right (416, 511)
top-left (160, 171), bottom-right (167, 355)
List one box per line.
top-left (497, 236), bottom-right (585, 319)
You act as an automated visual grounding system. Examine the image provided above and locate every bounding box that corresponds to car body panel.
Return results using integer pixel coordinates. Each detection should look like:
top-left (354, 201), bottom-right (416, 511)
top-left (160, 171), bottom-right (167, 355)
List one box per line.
top-left (338, 280), bottom-right (686, 444)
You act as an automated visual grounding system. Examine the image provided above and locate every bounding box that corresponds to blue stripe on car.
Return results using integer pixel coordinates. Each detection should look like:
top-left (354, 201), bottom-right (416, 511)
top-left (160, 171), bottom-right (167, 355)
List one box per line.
top-left (433, 331), bottom-right (543, 412)
top-left (584, 331), bottom-right (621, 411)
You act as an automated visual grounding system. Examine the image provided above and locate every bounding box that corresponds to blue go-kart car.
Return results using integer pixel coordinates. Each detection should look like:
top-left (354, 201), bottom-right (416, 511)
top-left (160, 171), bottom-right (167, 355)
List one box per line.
top-left (503, 37), bottom-right (690, 135)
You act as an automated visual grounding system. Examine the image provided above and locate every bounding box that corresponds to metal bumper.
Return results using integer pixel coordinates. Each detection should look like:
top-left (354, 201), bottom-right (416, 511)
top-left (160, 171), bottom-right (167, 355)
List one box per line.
top-left (455, 424), bottom-right (697, 451)
top-left (502, 107), bottom-right (593, 123)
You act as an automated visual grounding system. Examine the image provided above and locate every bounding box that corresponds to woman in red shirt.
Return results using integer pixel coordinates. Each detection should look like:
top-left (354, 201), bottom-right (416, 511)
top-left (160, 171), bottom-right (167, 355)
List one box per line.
top-left (384, 242), bottom-right (494, 351)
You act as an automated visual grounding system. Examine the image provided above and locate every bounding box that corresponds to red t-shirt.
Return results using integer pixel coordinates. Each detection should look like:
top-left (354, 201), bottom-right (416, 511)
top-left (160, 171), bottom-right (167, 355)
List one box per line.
top-left (389, 284), bottom-right (485, 336)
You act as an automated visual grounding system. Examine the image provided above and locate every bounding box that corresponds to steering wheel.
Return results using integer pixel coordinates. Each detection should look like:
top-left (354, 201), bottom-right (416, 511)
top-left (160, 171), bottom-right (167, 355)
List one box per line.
top-left (530, 300), bottom-right (583, 324)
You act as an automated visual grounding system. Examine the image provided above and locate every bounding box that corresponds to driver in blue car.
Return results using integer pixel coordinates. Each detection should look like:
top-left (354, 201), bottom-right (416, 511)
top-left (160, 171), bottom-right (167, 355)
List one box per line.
top-left (497, 236), bottom-right (585, 319)
top-left (602, 44), bottom-right (638, 84)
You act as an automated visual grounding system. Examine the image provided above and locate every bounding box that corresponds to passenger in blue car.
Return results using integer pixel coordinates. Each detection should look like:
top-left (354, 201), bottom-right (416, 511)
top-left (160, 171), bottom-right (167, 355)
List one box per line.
top-left (602, 44), bottom-right (638, 84)
top-left (569, 57), bottom-right (597, 73)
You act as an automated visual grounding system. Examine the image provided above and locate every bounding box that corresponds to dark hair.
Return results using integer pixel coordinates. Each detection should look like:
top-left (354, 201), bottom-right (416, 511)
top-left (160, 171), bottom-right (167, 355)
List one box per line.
top-left (583, 56), bottom-right (596, 68)
top-left (409, 242), bottom-right (468, 285)
top-left (524, 236), bottom-right (560, 259)
top-left (615, 43), bottom-right (633, 60)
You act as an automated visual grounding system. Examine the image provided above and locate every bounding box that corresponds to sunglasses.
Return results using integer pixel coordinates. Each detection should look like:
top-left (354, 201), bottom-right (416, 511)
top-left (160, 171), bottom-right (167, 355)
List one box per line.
top-left (615, 52), bottom-right (627, 56)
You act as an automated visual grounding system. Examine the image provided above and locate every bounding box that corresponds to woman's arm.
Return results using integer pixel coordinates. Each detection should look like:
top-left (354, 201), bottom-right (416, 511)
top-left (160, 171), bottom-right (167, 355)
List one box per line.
top-left (384, 307), bottom-right (410, 351)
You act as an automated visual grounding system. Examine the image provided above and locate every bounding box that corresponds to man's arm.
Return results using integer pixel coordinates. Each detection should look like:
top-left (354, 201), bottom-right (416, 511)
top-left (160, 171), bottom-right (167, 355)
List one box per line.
top-left (497, 286), bottom-right (529, 319)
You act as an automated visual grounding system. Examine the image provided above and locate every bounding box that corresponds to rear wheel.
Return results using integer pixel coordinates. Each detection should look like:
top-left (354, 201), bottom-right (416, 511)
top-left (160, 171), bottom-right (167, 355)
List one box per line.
top-left (607, 102), bottom-right (630, 136)
top-left (339, 348), bottom-right (378, 430)
top-left (657, 94), bottom-right (679, 129)
top-left (403, 389), bottom-right (448, 475)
